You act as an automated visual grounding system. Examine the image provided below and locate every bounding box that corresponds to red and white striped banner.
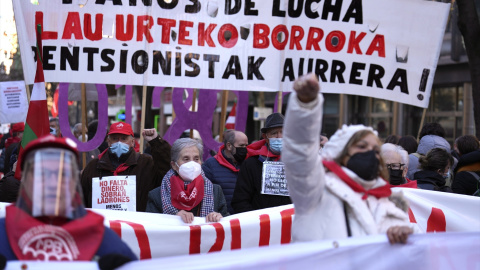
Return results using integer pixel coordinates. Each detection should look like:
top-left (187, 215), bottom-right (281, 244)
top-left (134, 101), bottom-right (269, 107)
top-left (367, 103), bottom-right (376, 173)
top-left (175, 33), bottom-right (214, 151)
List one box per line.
top-left (1, 188), bottom-right (479, 260)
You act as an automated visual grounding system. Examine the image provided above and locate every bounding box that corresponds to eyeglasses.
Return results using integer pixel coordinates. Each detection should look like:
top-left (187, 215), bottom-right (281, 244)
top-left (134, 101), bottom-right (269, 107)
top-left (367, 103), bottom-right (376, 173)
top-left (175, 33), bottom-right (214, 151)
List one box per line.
top-left (386, 163), bottom-right (405, 170)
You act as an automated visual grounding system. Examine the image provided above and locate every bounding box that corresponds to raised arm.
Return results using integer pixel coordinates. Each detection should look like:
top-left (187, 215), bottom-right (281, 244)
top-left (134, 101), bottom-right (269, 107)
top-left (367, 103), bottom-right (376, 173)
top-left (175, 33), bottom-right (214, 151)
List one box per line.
top-left (283, 74), bottom-right (326, 214)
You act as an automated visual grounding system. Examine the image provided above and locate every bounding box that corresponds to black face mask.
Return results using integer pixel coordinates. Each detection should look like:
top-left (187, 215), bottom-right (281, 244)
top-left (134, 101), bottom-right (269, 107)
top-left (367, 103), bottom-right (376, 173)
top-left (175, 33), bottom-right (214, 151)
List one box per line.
top-left (233, 147), bottom-right (248, 163)
top-left (388, 168), bottom-right (404, 185)
top-left (346, 150), bottom-right (379, 181)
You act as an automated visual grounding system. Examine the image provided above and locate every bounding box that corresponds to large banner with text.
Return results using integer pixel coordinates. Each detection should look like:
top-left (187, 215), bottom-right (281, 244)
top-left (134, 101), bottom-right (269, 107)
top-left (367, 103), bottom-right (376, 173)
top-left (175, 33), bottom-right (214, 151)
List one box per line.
top-left (13, 0), bottom-right (449, 107)
top-left (2, 188), bottom-right (478, 260)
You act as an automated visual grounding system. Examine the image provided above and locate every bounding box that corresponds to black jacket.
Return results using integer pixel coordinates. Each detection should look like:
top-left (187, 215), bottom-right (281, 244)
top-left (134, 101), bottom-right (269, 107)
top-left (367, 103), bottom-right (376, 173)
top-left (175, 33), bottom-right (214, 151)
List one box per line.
top-left (81, 137), bottom-right (171, 212)
top-left (414, 170), bottom-right (452, 192)
top-left (231, 156), bottom-right (291, 213)
top-left (452, 150), bottom-right (480, 195)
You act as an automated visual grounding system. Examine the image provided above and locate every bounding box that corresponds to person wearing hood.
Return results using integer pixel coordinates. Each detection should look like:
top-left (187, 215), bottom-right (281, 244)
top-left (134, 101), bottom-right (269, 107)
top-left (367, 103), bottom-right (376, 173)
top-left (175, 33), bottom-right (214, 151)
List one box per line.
top-left (231, 113), bottom-right (292, 213)
top-left (406, 123), bottom-right (456, 182)
top-left (283, 73), bottom-right (415, 244)
top-left (81, 122), bottom-right (171, 212)
top-left (146, 138), bottom-right (228, 223)
top-left (202, 130), bottom-right (248, 215)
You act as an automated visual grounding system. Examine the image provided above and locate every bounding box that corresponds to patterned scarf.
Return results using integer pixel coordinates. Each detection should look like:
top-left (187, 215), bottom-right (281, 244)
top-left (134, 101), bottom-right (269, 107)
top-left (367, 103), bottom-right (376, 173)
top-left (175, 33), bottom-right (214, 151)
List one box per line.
top-left (161, 169), bottom-right (214, 217)
top-left (170, 174), bottom-right (205, 210)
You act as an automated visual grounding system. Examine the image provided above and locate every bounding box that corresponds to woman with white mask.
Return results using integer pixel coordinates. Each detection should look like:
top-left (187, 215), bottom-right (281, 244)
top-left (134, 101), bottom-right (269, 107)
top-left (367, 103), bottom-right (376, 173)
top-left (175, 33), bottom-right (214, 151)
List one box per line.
top-left (146, 138), bottom-right (228, 223)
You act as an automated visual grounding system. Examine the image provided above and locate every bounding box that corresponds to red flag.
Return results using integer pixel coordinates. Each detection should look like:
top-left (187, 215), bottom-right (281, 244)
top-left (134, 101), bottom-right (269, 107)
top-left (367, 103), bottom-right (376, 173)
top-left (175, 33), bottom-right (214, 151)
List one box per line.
top-left (14, 24), bottom-right (51, 180)
top-left (225, 103), bottom-right (236, 130)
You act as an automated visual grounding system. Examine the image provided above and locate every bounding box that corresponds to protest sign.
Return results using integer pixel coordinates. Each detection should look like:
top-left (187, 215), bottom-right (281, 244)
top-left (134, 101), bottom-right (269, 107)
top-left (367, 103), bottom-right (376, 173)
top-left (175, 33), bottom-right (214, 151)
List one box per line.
top-left (0, 81), bottom-right (28, 124)
top-left (261, 161), bottom-right (289, 196)
top-left (12, 0), bottom-right (449, 107)
top-left (91, 175), bottom-right (136, 211)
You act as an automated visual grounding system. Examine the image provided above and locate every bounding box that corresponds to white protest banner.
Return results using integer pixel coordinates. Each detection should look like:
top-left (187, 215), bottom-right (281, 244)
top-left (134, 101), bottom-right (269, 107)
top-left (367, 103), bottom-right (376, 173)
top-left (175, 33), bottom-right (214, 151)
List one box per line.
top-left (12, 0), bottom-right (450, 107)
top-left (91, 176), bottom-right (136, 211)
top-left (4, 232), bottom-right (479, 269)
top-left (1, 188), bottom-right (478, 260)
top-left (0, 81), bottom-right (28, 124)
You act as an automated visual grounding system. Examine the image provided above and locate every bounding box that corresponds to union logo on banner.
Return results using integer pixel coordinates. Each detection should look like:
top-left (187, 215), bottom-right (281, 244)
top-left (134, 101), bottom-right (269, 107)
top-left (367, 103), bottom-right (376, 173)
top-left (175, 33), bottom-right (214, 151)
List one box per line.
top-left (18, 225), bottom-right (80, 261)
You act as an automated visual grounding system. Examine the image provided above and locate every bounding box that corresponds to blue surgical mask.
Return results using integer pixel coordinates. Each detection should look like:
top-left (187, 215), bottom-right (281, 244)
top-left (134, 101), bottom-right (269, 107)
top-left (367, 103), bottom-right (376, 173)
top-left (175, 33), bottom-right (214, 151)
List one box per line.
top-left (110, 142), bottom-right (130, 158)
top-left (443, 171), bottom-right (450, 179)
top-left (268, 138), bottom-right (283, 154)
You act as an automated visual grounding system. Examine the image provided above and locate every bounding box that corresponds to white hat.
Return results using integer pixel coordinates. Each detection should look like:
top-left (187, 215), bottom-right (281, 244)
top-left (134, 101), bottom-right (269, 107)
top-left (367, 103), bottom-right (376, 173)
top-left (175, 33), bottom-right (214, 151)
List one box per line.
top-left (321, 124), bottom-right (377, 160)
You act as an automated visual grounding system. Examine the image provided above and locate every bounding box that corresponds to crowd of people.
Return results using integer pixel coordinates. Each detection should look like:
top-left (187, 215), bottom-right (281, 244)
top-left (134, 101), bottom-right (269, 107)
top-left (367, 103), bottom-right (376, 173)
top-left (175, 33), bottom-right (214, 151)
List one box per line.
top-left (0, 74), bottom-right (478, 263)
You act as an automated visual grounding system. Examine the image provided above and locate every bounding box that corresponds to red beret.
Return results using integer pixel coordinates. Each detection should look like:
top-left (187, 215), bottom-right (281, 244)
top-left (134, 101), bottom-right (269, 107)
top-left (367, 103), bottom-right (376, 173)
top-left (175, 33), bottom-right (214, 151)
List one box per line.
top-left (19, 135), bottom-right (79, 170)
top-left (108, 122), bottom-right (134, 136)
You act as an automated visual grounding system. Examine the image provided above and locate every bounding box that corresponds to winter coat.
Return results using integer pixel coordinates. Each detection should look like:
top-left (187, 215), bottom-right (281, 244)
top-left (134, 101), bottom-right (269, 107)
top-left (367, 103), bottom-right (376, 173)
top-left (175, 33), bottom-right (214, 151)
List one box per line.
top-left (406, 135), bottom-right (452, 180)
top-left (231, 152), bottom-right (292, 213)
top-left (283, 92), bottom-right (412, 242)
top-left (146, 183), bottom-right (229, 217)
top-left (81, 137), bottom-right (171, 212)
top-left (452, 150), bottom-right (480, 195)
top-left (0, 172), bottom-right (20, 203)
top-left (413, 170), bottom-right (453, 192)
top-left (202, 148), bottom-right (241, 214)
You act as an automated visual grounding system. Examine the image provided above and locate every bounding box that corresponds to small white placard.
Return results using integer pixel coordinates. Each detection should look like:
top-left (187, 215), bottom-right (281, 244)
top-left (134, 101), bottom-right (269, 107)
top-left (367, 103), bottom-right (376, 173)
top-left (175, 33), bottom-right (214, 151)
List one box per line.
top-left (92, 175), bottom-right (136, 211)
top-left (261, 161), bottom-right (289, 196)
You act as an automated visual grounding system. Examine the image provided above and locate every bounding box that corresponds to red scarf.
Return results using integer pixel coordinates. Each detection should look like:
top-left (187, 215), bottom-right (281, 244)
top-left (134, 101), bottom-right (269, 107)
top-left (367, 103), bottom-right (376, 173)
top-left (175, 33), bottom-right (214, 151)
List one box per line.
top-left (98, 149), bottom-right (130, 176)
top-left (214, 145), bottom-right (239, 172)
top-left (170, 174), bottom-right (205, 211)
top-left (322, 160), bottom-right (392, 200)
top-left (5, 205), bottom-right (104, 261)
top-left (394, 178), bottom-right (418, 189)
top-left (246, 139), bottom-right (280, 161)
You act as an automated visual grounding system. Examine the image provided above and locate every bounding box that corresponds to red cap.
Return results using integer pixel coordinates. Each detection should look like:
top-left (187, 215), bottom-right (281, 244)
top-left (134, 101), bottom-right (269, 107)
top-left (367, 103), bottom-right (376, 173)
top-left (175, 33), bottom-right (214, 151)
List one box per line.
top-left (12, 123), bottom-right (25, 133)
top-left (19, 135), bottom-right (79, 170)
top-left (108, 122), bottom-right (134, 136)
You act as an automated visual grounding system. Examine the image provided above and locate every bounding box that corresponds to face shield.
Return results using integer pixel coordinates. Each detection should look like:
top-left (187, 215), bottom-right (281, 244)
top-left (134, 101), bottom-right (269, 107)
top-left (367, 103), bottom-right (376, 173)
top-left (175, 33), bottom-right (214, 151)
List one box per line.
top-left (16, 148), bottom-right (86, 220)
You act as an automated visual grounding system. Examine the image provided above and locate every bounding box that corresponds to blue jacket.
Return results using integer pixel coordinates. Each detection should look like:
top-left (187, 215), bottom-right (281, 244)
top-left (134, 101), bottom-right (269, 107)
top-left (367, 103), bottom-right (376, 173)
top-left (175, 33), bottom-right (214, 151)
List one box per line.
top-left (202, 150), bottom-right (241, 214)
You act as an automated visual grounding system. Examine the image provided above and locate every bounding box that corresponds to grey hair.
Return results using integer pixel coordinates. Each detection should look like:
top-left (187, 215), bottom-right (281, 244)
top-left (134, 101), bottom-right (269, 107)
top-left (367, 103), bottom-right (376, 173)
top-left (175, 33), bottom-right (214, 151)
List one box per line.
top-left (49, 117), bottom-right (59, 125)
top-left (223, 129), bottom-right (236, 147)
top-left (72, 123), bottom-right (86, 136)
top-left (381, 143), bottom-right (409, 167)
top-left (171, 138), bottom-right (204, 162)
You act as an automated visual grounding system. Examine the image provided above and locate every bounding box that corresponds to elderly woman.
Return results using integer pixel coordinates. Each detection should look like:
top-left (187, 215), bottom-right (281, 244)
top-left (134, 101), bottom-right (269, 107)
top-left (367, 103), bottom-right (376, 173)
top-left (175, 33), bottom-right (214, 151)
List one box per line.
top-left (381, 143), bottom-right (417, 187)
top-left (147, 138), bottom-right (228, 223)
top-left (283, 74), bottom-right (414, 244)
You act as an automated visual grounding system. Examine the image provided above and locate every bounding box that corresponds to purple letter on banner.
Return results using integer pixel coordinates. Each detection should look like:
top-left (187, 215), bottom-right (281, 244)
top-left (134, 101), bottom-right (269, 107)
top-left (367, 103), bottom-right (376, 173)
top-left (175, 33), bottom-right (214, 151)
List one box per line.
top-left (58, 83), bottom-right (109, 152)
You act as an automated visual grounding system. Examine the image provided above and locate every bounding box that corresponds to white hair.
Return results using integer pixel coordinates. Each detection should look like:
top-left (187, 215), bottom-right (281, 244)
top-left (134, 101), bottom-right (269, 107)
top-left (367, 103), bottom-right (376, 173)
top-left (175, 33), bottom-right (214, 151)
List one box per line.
top-left (381, 143), bottom-right (409, 167)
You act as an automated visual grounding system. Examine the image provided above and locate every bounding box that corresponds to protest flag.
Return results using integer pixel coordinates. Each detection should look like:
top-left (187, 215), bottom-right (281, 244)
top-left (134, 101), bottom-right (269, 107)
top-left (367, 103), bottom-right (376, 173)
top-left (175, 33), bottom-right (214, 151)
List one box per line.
top-left (14, 24), bottom-right (51, 180)
top-left (225, 102), bottom-right (236, 130)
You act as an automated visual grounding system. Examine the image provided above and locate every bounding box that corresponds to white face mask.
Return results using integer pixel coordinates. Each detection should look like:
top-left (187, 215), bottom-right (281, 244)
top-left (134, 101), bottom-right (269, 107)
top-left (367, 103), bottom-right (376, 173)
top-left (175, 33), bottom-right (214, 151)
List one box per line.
top-left (176, 161), bottom-right (202, 182)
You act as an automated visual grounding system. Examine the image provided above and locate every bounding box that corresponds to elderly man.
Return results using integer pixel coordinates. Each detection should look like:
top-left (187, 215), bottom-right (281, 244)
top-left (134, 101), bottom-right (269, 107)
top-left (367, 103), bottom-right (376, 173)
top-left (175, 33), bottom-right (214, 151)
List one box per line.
top-left (231, 113), bottom-right (292, 213)
top-left (380, 143), bottom-right (417, 187)
top-left (202, 129), bottom-right (248, 214)
top-left (0, 135), bottom-right (136, 262)
top-left (81, 122), bottom-right (171, 212)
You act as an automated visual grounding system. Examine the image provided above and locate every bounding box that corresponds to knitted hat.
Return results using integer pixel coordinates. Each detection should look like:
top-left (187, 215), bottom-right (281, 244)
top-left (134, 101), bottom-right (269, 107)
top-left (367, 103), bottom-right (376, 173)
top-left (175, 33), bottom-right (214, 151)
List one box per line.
top-left (321, 124), bottom-right (377, 160)
top-left (11, 123), bottom-right (25, 133)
